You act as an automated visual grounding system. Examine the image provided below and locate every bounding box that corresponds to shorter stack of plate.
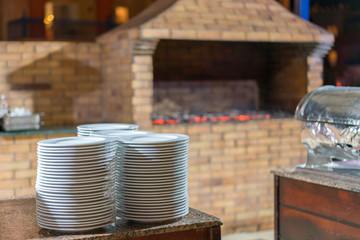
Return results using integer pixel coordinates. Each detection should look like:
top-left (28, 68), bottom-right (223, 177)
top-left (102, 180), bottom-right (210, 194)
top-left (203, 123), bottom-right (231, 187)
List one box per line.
top-left (117, 133), bottom-right (189, 222)
top-left (77, 123), bottom-right (139, 136)
top-left (36, 137), bottom-right (117, 231)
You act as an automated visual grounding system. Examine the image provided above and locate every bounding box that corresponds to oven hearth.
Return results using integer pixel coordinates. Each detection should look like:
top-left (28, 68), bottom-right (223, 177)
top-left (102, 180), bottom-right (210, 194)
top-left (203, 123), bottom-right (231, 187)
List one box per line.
top-left (152, 109), bottom-right (292, 125)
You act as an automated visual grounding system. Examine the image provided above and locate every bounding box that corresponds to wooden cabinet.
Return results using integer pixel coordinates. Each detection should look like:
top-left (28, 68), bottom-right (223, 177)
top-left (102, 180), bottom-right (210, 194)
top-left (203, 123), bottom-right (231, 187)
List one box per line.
top-left (126, 227), bottom-right (221, 240)
top-left (274, 175), bottom-right (360, 240)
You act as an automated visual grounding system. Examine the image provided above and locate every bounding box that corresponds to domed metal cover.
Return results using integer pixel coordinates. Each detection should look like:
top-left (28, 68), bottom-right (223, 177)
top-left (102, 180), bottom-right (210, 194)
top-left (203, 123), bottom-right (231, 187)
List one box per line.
top-left (295, 85), bottom-right (360, 126)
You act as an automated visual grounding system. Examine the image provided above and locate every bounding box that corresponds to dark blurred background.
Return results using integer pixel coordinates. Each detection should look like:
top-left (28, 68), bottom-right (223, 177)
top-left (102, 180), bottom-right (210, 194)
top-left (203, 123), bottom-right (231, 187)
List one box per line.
top-left (279, 0), bottom-right (360, 87)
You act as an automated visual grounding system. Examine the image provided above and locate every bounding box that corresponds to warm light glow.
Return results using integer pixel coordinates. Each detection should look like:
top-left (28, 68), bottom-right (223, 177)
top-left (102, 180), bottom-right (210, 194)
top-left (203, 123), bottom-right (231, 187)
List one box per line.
top-left (328, 50), bottom-right (338, 67)
top-left (115, 6), bottom-right (129, 24)
top-left (327, 25), bottom-right (339, 37)
top-left (44, 1), bottom-right (54, 39)
top-left (336, 77), bottom-right (342, 87)
top-left (44, 14), bottom-right (54, 24)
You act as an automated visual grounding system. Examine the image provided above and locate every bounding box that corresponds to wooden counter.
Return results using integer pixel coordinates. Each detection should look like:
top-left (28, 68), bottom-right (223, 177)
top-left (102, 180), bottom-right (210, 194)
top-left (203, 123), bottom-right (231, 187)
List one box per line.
top-left (273, 168), bottom-right (360, 240)
top-left (0, 197), bottom-right (222, 240)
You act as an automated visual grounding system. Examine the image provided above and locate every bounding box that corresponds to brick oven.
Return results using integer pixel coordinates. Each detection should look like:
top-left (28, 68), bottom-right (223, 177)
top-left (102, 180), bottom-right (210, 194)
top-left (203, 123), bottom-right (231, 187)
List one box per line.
top-left (98, 0), bottom-right (333, 128)
top-left (96, 0), bottom-right (333, 234)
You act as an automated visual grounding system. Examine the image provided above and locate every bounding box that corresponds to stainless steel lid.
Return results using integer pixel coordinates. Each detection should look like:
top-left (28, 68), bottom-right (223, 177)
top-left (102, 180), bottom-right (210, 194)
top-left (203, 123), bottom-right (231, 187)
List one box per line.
top-left (295, 85), bottom-right (360, 126)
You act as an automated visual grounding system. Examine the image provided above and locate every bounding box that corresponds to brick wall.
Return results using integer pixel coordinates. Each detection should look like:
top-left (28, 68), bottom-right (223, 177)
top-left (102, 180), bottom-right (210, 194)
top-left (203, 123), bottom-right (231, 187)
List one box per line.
top-left (0, 118), bottom-right (305, 235)
top-left (98, 29), bottom-right (142, 126)
top-left (0, 132), bottom-right (75, 199)
top-left (269, 44), bottom-right (308, 112)
top-left (152, 118), bottom-right (306, 234)
top-left (153, 80), bottom-right (259, 116)
top-left (0, 41), bottom-right (102, 126)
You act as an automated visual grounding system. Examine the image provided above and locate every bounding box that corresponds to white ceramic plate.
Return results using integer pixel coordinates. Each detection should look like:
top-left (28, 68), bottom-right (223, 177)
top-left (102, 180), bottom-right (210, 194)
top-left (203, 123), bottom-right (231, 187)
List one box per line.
top-left (37, 216), bottom-right (114, 227)
top-left (36, 184), bottom-right (115, 192)
top-left (120, 143), bottom-right (189, 149)
top-left (36, 207), bottom-right (114, 219)
top-left (37, 174), bottom-right (115, 183)
top-left (36, 190), bottom-right (114, 199)
top-left (37, 220), bottom-right (114, 231)
top-left (37, 166), bottom-right (114, 174)
top-left (37, 211), bottom-right (114, 222)
top-left (36, 182), bottom-right (114, 193)
top-left (37, 160), bottom-right (115, 168)
top-left (37, 147), bottom-right (117, 155)
top-left (37, 143), bottom-right (117, 151)
top-left (118, 209), bottom-right (188, 218)
top-left (37, 174), bottom-right (114, 184)
top-left (118, 178), bottom-right (187, 187)
top-left (36, 203), bottom-right (114, 213)
top-left (77, 133), bottom-right (90, 137)
top-left (120, 190), bottom-right (186, 198)
top-left (118, 208), bottom-right (187, 217)
top-left (38, 137), bottom-right (111, 147)
top-left (116, 195), bottom-right (188, 203)
top-left (37, 149), bottom-right (116, 159)
top-left (36, 196), bottom-right (114, 206)
top-left (36, 199), bottom-right (114, 209)
top-left (77, 123), bottom-right (138, 131)
top-left (119, 183), bottom-right (186, 192)
top-left (121, 134), bottom-right (188, 145)
top-left (121, 150), bottom-right (188, 157)
top-left (121, 163), bottom-right (187, 169)
top-left (120, 158), bottom-right (186, 165)
top-left (117, 199), bottom-right (187, 208)
top-left (117, 205), bottom-right (187, 214)
top-left (121, 151), bottom-right (188, 158)
top-left (38, 159), bottom-right (115, 165)
top-left (37, 157), bottom-right (115, 165)
top-left (119, 174), bottom-right (188, 182)
top-left (38, 167), bottom-right (114, 176)
top-left (36, 194), bottom-right (114, 203)
top-left (91, 130), bottom-right (152, 138)
top-left (122, 152), bottom-right (188, 159)
top-left (119, 170), bottom-right (187, 178)
top-left (121, 141), bottom-right (189, 148)
top-left (119, 165), bottom-right (186, 174)
top-left (116, 199), bottom-right (188, 207)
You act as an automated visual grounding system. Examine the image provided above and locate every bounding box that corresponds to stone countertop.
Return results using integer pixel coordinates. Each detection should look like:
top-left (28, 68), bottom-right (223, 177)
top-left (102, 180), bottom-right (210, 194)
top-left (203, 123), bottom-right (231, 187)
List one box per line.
top-left (0, 127), bottom-right (76, 136)
top-left (0, 197), bottom-right (223, 240)
top-left (272, 168), bottom-right (360, 193)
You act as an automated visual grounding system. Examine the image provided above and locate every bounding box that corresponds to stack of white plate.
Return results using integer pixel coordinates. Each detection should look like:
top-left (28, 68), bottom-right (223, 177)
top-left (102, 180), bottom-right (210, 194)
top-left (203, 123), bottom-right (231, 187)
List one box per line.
top-left (36, 137), bottom-right (117, 231)
top-left (89, 130), bottom-right (153, 217)
top-left (117, 133), bottom-right (189, 222)
top-left (77, 123), bottom-right (139, 136)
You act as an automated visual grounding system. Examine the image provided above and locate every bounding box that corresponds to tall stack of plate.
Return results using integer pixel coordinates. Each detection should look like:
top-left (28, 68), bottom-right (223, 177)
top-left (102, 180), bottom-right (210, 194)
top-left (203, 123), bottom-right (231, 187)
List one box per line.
top-left (90, 130), bottom-right (153, 215)
top-left (36, 137), bottom-right (117, 231)
top-left (77, 123), bottom-right (139, 136)
top-left (117, 133), bottom-right (189, 222)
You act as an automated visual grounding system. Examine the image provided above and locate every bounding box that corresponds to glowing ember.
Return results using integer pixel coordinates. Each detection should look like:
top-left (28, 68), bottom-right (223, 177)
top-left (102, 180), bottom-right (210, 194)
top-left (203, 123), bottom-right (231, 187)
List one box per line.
top-left (152, 111), bottom-right (290, 125)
